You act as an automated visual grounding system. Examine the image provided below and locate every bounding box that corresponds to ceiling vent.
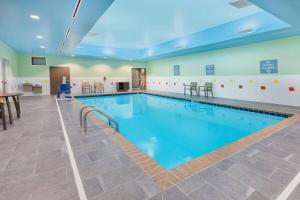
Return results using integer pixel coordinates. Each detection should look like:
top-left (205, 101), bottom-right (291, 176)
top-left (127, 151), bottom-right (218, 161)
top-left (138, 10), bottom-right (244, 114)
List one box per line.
top-left (88, 32), bottom-right (97, 37)
top-left (229, 0), bottom-right (251, 8)
top-left (239, 28), bottom-right (255, 34)
top-left (32, 57), bottom-right (46, 65)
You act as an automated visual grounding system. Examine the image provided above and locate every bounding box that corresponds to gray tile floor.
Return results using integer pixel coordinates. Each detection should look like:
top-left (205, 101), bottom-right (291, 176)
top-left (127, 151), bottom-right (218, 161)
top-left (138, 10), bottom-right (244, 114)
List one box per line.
top-left (1, 92), bottom-right (300, 200)
top-left (0, 96), bottom-right (79, 200)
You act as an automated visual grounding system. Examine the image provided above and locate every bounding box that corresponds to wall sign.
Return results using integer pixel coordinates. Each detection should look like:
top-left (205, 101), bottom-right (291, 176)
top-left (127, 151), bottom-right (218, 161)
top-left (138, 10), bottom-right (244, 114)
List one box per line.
top-left (205, 65), bottom-right (215, 75)
top-left (260, 59), bottom-right (278, 74)
top-left (173, 65), bottom-right (180, 76)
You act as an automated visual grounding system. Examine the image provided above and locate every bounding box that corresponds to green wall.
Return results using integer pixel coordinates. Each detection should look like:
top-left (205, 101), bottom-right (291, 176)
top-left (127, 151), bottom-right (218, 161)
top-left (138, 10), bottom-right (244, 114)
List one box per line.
top-left (18, 54), bottom-right (146, 77)
top-left (0, 40), bottom-right (18, 76)
top-left (1, 35), bottom-right (300, 78)
top-left (147, 36), bottom-right (300, 76)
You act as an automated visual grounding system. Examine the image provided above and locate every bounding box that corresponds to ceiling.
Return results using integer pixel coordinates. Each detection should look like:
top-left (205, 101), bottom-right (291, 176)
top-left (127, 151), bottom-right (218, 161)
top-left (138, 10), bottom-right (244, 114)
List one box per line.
top-left (0, 0), bottom-right (300, 60)
top-left (82, 0), bottom-right (263, 49)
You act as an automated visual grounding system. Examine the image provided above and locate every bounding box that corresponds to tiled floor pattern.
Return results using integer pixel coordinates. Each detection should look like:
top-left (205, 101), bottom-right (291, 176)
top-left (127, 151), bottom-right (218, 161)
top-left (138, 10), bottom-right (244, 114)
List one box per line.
top-left (67, 91), bottom-right (300, 200)
top-left (0, 96), bottom-right (79, 200)
top-left (0, 93), bottom-right (300, 200)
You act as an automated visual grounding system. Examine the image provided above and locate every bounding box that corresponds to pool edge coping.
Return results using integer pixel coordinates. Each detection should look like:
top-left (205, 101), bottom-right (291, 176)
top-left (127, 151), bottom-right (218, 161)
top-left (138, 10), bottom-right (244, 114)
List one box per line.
top-left (73, 92), bottom-right (300, 190)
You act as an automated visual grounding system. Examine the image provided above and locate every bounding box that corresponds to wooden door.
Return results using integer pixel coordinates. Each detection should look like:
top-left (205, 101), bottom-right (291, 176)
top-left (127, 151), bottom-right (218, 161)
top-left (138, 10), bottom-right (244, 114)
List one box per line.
top-left (49, 67), bottom-right (70, 95)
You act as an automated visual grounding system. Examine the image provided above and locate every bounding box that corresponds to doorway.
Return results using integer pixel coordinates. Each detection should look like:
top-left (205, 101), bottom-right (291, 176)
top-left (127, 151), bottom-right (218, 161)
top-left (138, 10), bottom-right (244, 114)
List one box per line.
top-left (1, 59), bottom-right (8, 93)
top-left (132, 68), bottom-right (146, 90)
top-left (49, 66), bottom-right (70, 95)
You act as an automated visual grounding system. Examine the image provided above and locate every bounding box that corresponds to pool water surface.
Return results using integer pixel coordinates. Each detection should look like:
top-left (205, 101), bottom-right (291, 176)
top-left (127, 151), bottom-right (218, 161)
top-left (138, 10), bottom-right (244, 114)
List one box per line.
top-left (78, 94), bottom-right (284, 169)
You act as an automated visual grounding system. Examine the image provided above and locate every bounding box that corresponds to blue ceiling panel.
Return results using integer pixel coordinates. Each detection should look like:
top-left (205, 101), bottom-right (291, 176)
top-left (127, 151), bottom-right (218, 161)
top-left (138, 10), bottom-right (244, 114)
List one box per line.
top-left (0, 0), bottom-right (300, 60)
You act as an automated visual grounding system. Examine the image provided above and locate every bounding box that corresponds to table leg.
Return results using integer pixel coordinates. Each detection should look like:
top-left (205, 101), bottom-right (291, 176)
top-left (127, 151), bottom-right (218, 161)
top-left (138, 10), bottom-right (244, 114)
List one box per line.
top-left (5, 97), bottom-right (13, 124)
top-left (0, 103), bottom-right (6, 130)
top-left (12, 96), bottom-right (20, 118)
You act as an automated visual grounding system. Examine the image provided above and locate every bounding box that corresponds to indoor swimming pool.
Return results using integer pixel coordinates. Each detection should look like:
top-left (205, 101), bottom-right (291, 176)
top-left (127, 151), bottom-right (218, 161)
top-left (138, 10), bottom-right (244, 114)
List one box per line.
top-left (78, 93), bottom-right (285, 169)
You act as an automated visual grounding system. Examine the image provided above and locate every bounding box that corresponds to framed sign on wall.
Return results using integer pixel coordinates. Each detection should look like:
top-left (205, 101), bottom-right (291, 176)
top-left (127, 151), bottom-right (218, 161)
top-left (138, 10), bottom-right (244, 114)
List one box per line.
top-left (205, 64), bottom-right (215, 75)
top-left (260, 59), bottom-right (278, 74)
top-left (173, 65), bottom-right (180, 76)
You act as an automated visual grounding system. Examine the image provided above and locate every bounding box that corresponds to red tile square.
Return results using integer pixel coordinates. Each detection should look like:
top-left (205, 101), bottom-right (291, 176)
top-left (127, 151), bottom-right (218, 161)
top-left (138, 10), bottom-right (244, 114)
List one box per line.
top-left (239, 85), bottom-right (243, 89)
top-left (289, 87), bottom-right (295, 92)
top-left (261, 86), bottom-right (266, 90)
top-left (221, 84), bottom-right (224, 88)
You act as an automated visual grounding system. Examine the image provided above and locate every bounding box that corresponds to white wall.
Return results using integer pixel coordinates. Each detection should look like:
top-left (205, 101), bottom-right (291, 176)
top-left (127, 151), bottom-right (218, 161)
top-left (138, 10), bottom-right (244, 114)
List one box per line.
top-left (17, 76), bottom-right (133, 96)
top-left (147, 75), bottom-right (300, 107)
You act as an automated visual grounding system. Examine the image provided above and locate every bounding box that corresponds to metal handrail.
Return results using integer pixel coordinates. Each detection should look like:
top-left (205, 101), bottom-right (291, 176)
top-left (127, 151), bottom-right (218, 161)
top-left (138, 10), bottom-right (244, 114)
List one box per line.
top-left (79, 105), bottom-right (95, 126)
top-left (83, 109), bottom-right (119, 134)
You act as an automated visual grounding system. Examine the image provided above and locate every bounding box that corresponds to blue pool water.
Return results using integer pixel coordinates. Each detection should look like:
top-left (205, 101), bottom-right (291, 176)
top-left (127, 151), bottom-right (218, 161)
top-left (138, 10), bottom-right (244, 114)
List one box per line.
top-left (78, 94), bottom-right (284, 169)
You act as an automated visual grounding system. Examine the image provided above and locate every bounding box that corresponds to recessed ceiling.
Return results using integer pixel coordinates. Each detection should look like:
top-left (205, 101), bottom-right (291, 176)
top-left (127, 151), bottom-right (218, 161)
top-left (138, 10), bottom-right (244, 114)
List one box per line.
top-left (82, 0), bottom-right (262, 49)
top-left (0, 0), bottom-right (300, 60)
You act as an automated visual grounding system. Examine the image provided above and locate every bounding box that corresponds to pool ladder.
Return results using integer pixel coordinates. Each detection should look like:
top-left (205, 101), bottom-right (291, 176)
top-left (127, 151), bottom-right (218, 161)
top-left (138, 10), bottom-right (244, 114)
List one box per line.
top-left (79, 106), bottom-right (119, 134)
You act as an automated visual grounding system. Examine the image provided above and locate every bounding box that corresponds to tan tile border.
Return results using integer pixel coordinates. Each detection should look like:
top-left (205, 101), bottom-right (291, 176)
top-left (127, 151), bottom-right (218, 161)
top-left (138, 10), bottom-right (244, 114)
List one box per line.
top-left (72, 97), bottom-right (300, 189)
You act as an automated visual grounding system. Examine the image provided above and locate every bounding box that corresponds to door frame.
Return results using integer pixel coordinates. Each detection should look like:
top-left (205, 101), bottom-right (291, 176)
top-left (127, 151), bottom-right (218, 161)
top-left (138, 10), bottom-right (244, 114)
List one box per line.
top-left (49, 66), bottom-right (70, 95)
top-left (1, 58), bottom-right (8, 93)
top-left (131, 68), bottom-right (146, 90)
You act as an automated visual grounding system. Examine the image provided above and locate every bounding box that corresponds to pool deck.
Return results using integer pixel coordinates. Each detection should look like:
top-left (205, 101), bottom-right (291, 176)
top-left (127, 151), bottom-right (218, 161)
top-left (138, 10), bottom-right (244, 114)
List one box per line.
top-left (1, 91), bottom-right (300, 200)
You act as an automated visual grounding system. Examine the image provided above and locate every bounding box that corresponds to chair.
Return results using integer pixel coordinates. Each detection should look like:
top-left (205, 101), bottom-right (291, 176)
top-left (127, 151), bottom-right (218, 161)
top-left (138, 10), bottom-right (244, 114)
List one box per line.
top-left (0, 99), bottom-right (6, 130)
top-left (200, 82), bottom-right (213, 97)
top-left (82, 82), bottom-right (92, 94)
top-left (93, 82), bottom-right (104, 93)
top-left (184, 82), bottom-right (198, 95)
top-left (57, 83), bottom-right (72, 98)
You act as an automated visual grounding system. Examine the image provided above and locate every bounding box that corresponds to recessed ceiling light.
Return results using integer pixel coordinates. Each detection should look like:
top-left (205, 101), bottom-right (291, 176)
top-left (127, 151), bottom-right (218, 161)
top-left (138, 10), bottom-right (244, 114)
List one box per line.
top-left (175, 44), bottom-right (186, 49)
top-left (104, 49), bottom-right (113, 56)
top-left (71, 54), bottom-right (75, 57)
top-left (30, 14), bottom-right (40, 20)
top-left (36, 35), bottom-right (44, 39)
top-left (40, 45), bottom-right (45, 49)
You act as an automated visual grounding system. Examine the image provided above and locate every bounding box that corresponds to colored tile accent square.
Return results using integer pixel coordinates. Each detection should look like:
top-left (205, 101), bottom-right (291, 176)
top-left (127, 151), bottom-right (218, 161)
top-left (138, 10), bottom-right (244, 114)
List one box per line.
top-left (289, 87), bottom-right (295, 92)
top-left (221, 84), bottom-right (224, 88)
top-left (239, 85), bottom-right (243, 89)
top-left (261, 86), bottom-right (266, 90)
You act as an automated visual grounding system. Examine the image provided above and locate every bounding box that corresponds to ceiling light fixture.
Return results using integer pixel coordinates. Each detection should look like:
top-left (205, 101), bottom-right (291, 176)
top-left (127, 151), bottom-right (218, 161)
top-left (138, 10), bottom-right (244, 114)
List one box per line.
top-left (40, 45), bottom-right (45, 49)
top-left (65, 28), bottom-right (71, 38)
top-left (72, 0), bottom-right (82, 18)
top-left (30, 14), bottom-right (40, 20)
top-left (36, 35), bottom-right (44, 39)
top-left (104, 49), bottom-right (113, 56)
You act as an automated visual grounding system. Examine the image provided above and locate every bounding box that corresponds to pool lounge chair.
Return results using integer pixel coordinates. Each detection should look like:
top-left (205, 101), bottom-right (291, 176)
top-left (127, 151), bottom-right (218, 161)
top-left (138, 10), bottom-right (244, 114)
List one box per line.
top-left (82, 82), bottom-right (92, 94)
top-left (93, 82), bottom-right (104, 93)
top-left (184, 82), bottom-right (198, 95)
top-left (199, 82), bottom-right (213, 97)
